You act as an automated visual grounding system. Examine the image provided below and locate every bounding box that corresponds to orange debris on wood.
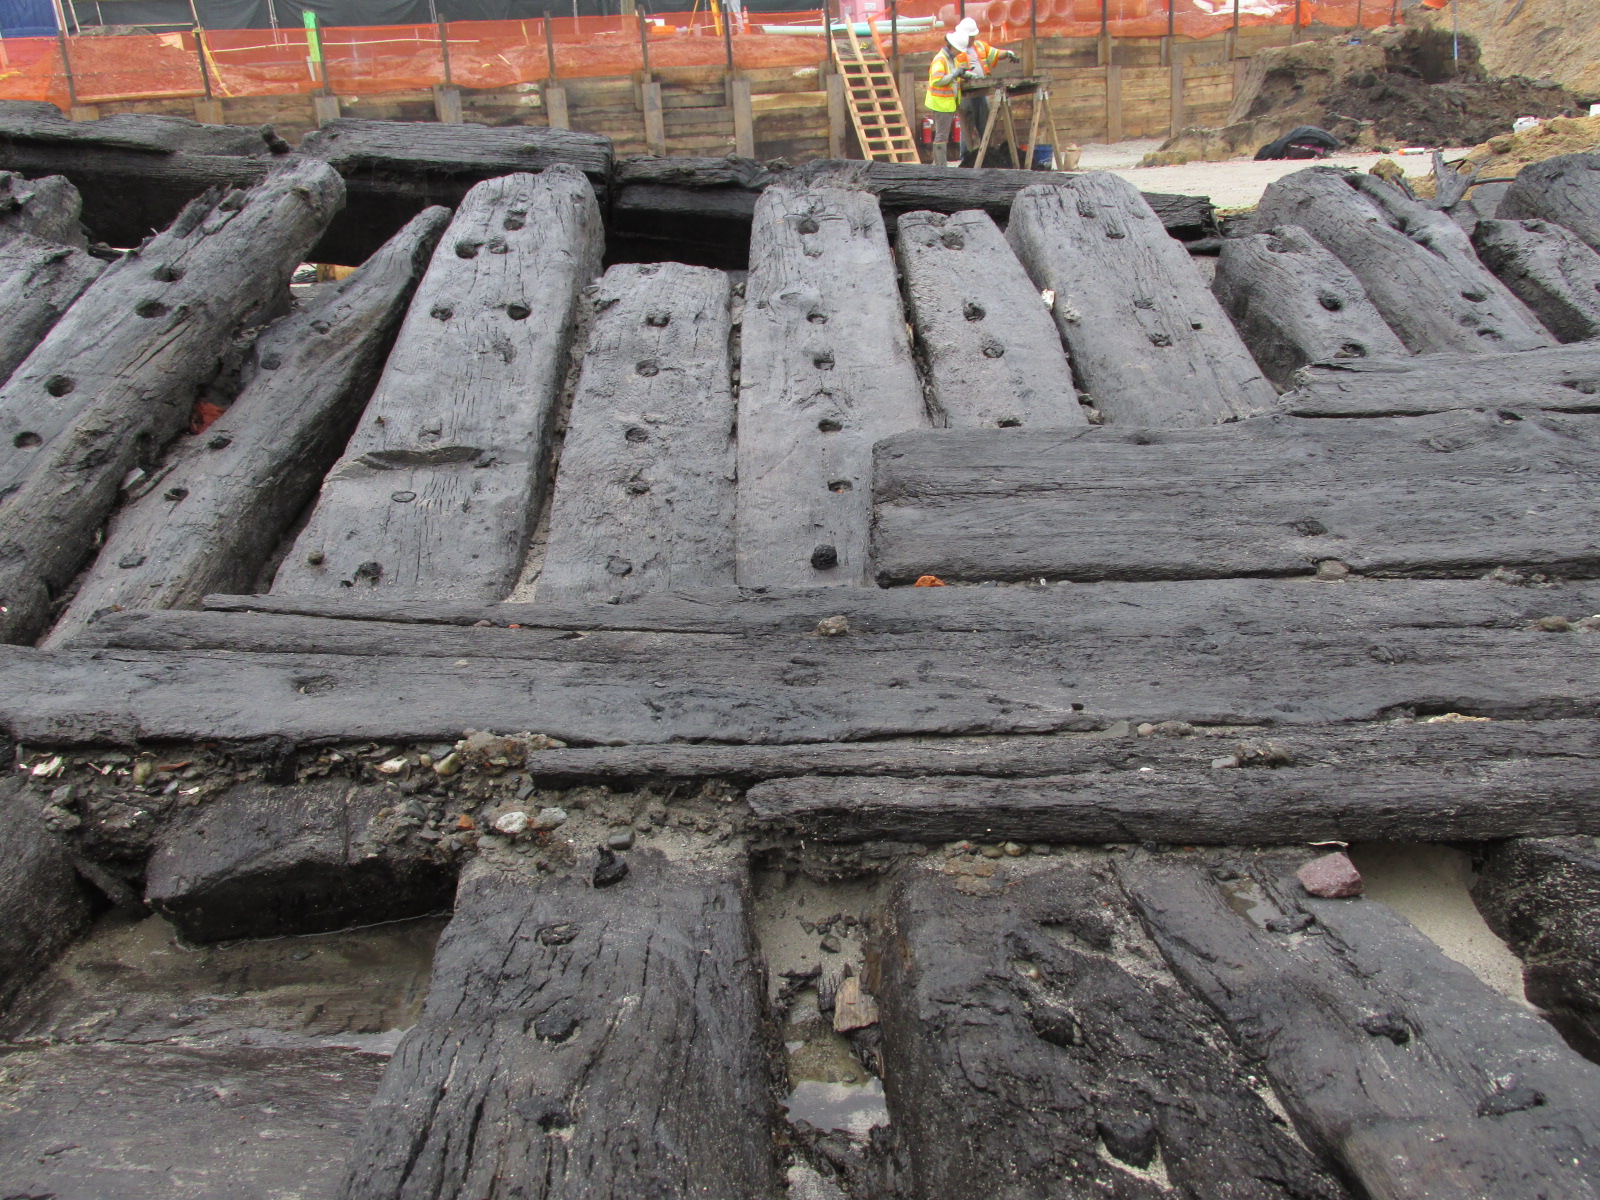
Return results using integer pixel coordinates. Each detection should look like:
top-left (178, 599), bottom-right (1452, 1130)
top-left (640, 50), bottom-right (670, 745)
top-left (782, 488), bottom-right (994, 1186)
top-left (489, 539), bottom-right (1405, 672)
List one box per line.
top-left (189, 400), bottom-right (226, 435)
top-left (914, 575), bottom-right (947, 587)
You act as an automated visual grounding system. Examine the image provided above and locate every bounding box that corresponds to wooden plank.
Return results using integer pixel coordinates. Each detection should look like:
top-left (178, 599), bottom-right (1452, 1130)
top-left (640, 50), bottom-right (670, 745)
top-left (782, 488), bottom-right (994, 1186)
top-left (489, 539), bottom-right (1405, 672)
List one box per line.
top-left (0, 170), bottom-right (84, 248)
top-left (1168, 58), bottom-right (1183, 133)
top-left (0, 778), bottom-right (90, 1011)
top-left (870, 411), bottom-right (1600, 585)
top-left (340, 856), bottom-right (780, 1200)
top-left (1105, 63), bottom-right (1123, 142)
top-left (0, 101), bottom-right (274, 155)
top-left (826, 73), bottom-right (847, 159)
top-left (736, 185), bottom-right (925, 587)
top-left (877, 859), bottom-right (1350, 1198)
top-left (16, 578), bottom-right (1600, 744)
top-left (732, 77), bottom-right (755, 158)
top-left (643, 81), bottom-right (667, 157)
top-left (1007, 173), bottom-right (1274, 426)
top-left (1251, 168), bottom-right (1554, 355)
top-left (538, 263), bottom-right (734, 602)
top-left (271, 168), bottom-right (602, 605)
top-left (1475, 837), bottom-right (1600, 1061)
top-left (896, 208), bottom-right (1085, 428)
top-left (1473, 217), bottom-right (1600, 344)
top-left (545, 85), bottom-right (570, 130)
top-left (0, 160), bottom-right (345, 646)
top-left (1121, 853), bottom-right (1600, 1200)
top-left (431, 85), bottom-right (463, 124)
top-left (44, 208), bottom-right (450, 647)
top-left (144, 780), bottom-right (457, 943)
top-left (1212, 224), bottom-right (1407, 391)
top-left (1279, 344), bottom-right (1600, 417)
top-left (1499, 152), bottom-right (1600, 253)
top-left (0, 233), bottom-right (102, 389)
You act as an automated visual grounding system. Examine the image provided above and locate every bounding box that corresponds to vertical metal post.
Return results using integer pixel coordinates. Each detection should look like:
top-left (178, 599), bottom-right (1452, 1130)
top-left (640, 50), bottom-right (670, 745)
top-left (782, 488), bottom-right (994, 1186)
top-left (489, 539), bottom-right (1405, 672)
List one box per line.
top-left (56, 23), bottom-right (80, 109)
top-left (544, 12), bottom-right (557, 81)
top-left (1166, 0), bottom-right (1174, 41)
top-left (437, 18), bottom-right (452, 87)
top-left (891, 0), bottom-right (899, 75)
top-left (194, 28), bottom-right (214, 98)
top-left (821, 0), bottom-right (833, 73)
top-left (1354, 0), bottom-right (1362, 29)
top-left (1026, 0), bottom-right (1036, 74)
top-left (722, 0), bottom-right (735, 71)
top-left (1230, 0), bottom-right (1240, 57)
top-left (1291, 0), bottom-right (1300, 43)
top-left (1450, 0), bottom-right (1459, 69)
top-left (637, 8), bottom-right (650, 78)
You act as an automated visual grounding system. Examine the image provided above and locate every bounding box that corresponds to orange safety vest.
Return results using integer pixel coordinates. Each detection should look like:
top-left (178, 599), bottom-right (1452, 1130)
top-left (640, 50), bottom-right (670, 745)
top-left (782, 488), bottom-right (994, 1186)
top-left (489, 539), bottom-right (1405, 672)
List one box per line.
top-left (925, 40), bottom-right (1001, 112)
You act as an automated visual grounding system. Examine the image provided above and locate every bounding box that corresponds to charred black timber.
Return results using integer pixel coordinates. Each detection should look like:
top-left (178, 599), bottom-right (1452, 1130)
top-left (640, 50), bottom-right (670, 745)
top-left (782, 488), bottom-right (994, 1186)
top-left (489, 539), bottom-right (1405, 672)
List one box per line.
top-left (1251, 168), bottom-right (1553, 355)
top-left (870, 411), bottom-right (1600, 585)
top-left (1211, 224), bottom-right (1406, 391)
top-left (272, 168), bottom-right (602, 604)
top-left (1474, 837), bottom-right (1600, 1062)
top-left (44, 208), bottom-right (448, 647)
top-left (0, 170), bottom-right (84, 248)
top-left (0, 779), bottom-right (91, 1012)
top-left (144, 780), bottom-right (457, 943)
top-left (1473, 217), bottom-right (1600, 344)
top-left (876, 859), bottom-right (1349, 1198)
top-left (0, 160), bottom-right (345, 646)
top-left (0, 233), bottom-right (102, 388)
top-left (1279, 344), bottom-right (1600, 417)
top-left (15, 578), bottom-right (1600, 743)
top-left (537, 262), bottom-right (736, 601)
top-left (1007, 174), bottom-right (1274, 426)
top-left (896, 209), bottom-right (1084, 428)
top-left (1499, 152), bottom-right (1600, 254)
top-left (736, 185), bottom-right (925, 587)
top-left (1122, 853), bottom-right (1600, 1200)
top-left (339, 854), bottom-right (780, 1200)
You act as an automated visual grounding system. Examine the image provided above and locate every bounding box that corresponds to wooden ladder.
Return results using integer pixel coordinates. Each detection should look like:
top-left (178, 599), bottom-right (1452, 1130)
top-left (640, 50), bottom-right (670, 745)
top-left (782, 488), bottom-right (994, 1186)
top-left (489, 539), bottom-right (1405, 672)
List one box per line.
top-left (830, 22), bottom-right (920, 164)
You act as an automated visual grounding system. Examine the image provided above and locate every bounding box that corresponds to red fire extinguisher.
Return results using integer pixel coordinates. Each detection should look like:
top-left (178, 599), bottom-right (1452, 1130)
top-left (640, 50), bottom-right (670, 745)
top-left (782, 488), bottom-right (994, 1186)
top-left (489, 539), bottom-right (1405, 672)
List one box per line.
top-left (920, 115), bottom-right (962, 145)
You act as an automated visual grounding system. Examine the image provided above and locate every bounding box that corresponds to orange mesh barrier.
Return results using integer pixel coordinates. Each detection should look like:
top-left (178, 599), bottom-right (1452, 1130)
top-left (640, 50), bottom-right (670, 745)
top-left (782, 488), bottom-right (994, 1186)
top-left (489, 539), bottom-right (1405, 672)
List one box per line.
top-left (0, 2), bottom-right (1396, 108)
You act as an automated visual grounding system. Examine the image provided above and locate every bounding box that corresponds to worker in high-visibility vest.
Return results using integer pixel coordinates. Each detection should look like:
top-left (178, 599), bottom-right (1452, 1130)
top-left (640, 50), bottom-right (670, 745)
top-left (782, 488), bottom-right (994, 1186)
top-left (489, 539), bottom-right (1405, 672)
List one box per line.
top-left (925, 17), bottom-right (1019, 167)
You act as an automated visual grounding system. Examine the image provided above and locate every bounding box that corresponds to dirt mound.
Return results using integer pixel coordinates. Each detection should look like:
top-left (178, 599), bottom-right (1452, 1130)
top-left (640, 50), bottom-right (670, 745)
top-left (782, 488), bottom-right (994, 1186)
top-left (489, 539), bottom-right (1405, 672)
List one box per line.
top-left (1144, 26), bottom-right (1585, 166)
top-left (1419, 0), bottom-right (1600, 98)
top-left (1457, 113), bottom-right (1600, 176)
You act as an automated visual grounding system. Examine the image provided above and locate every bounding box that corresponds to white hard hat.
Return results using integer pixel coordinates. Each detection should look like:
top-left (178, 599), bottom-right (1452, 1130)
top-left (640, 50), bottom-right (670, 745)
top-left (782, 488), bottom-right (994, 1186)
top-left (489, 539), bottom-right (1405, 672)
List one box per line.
top-left (955, 16), bottom-right (980, 37)
top-left (948, 27), bottom-right (970, 49)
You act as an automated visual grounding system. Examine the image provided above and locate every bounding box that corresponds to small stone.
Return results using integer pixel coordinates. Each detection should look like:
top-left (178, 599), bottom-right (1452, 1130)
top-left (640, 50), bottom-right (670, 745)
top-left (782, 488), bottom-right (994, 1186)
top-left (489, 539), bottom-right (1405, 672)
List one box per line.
top-left (374, 757), bottom-right (408, 775)
top-left (816, 615), bottom-right (849, 637)
top-left (1296, 851), bottom-right (1363, 898)
top-left (1478, 1085), bottom-right (1545, 1118)
top-left (1135, 722), bottom-right (1156, 737)
top-left (819, 936), bottom-right (842, 954)
top-left (473, 619), bottom-right (494, 627)
top-left (1152, 720), bottom-right (1194, 737)
top-left (606, 829), bottom-right (635, 851)
top-left (1536, 615), bottom-right (1571, 632)
top-left (1315, 559), bottom-right (1350, 580)
top-left (1265, 913), bottom-right (1315, 934)
top-left (41, 805), bottom-right (80, 832)
top-left (1210, 755), bottom-right (1240, 770)
top-left (593, 847), bottom-right (629, 888)
top-left (1359, 1012), bottom-right (1410, 1044)
top-left (1235, 740), bottom-right (1294, 768)
top-left (456, 814), bottom-right (476, 830)
top-left (979, 844), bottom-right (1005, 859)
top-left (533, 806), bottom-right (568, 830)
top-left (432, 751), bottom-right (462, 777)
top-left (1002, 841), bottom-right (1026, 857)
top-left (832, 976), bottom-right (880, 1032)
top-left (1096, 1115), bottom-right (1158, 1169)
top-left (492, 810), bottom-right (529, 836)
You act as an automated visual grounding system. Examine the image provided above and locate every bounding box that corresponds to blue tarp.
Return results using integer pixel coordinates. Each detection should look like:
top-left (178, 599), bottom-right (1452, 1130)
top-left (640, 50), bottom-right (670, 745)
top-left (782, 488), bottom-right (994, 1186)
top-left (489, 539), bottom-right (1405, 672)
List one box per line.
top-left (0, 0), bottom-right (58, 36)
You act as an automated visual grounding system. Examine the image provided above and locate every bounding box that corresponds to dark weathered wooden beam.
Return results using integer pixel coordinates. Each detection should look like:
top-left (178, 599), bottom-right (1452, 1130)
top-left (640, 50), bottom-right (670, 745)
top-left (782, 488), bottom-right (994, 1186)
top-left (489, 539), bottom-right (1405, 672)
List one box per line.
top-left (272, 167), bottom-right (602, 604)
top-left (1474, 836), bottom-right (1600, 1061)
top-left (1007, 174), bottom-right (1274, 426)
top-left (1499, 152), bottom-right (1600, 254)
top-left (0, 160), bottom-right (346, 645)
top-left (736, 185), bottom-right (925, 587)
top-left (897, 209), bottom-right (1085, 429)
top-left (1251, 168), bottom-right (1553, 355)
top-left (0, 170), bottom-right (84, 248)
top-left (870, 411), bottom-right (1600, 585)
top-left (13, 580), bottom-right (1600, 744)
top-left (1212, 224), bottom-right (1406, 391)
top-left (876, 860), bottom-right (1348, 1198)
top-left (0, 232), bottom-right (102, 388)
top-left (145, 780), bottom-right (458, 944)
top-left (0, 779), bottom-right (91, 1011)
top-left (340, 855), bottom-right (780, 1200)
top-left (46, 207), bottom-right (449, 647)
top-left (1122, 853), bottom-right (1600, 1200)
top-left (1473, 217), bottom-right (1600, 344)
top-left (1279, 344), bottom-right (1600, 417)
top-left (0, 102), bottom-right (276, 155)
top-left (537, 262), bottom-right (735, 602)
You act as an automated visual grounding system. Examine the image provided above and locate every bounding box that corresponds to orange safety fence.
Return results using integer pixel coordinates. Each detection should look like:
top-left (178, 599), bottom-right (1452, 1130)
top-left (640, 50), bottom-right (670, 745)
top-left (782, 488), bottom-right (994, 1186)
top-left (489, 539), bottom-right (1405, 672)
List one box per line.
top-left (0, 0), bottom-right (1397, 109)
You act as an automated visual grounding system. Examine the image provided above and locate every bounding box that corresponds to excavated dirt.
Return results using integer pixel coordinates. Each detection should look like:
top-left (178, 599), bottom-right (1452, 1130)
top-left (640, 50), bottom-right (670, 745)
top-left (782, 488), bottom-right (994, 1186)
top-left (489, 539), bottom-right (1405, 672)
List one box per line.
top-left (1145, 26), bottom-right (1588, 166)
top-left (1419, 0), bottom-right (1600, 98)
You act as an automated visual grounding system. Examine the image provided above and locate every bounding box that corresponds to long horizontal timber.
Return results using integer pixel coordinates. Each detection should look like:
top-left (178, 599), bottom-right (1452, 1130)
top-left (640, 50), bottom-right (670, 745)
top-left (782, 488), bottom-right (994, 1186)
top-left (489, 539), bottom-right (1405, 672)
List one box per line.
top-left (46, 207), bottom-right (449, 647)
top-left (1474, 836), bottom-right (1600, 1061)
top-left (0, 170), bottom-right (84, 247)
top-left (14, 578), bottom-right (1600, 744)
top-left (0, 232), bottom-right (102, 388)
top-left (1473, 217), bottom-right (1600, 344)
top-left (272, 168), bottom-right (602, 604)
top-left (339, 855), bottom-right (780, 1200)
top-left (0, 160), bottom-right (345, 645)
top-left (870, 410), bottom-right (1600, 585)
top-left (1006, 173), bottom-right (1274, 426)
top-left (897, 209), bottom-right (1085, 429)
top-left (1212, 224), bottom-right (1406, 391)
top-left (876, 859), bottom-right (1348, 1198)
top-left (1251, 167), bottom-right (1553, 355)
top-left (1498, 151), bottom-right (1600, 254)
top-left (1122, 853), bottom-right (1600, 1200)
top-left (537, 262), bottom-right (736, 601)
top-left (736, 184), bottom-right (925, 587)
